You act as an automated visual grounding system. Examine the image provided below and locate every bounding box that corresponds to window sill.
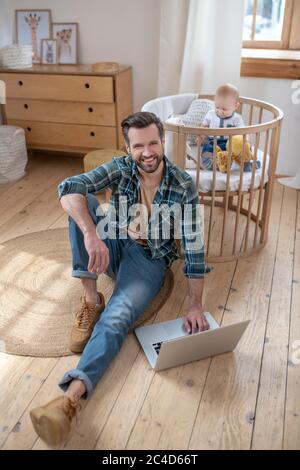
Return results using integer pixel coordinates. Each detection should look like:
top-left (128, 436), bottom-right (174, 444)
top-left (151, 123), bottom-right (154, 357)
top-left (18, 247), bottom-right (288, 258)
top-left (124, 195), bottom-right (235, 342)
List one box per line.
top-left (241, 48), bottom-right (300, 79)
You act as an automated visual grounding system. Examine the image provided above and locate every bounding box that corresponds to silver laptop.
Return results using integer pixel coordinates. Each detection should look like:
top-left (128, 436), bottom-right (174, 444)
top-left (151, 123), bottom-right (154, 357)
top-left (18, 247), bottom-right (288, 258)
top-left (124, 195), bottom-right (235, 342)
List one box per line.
top-left (134, 312), bottom-right (250, 371)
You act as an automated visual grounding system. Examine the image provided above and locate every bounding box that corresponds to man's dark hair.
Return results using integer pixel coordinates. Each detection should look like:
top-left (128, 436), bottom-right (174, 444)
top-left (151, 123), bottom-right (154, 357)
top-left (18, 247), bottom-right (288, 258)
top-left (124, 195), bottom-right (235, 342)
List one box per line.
top-left (121, 111), bottom-right (164, 146)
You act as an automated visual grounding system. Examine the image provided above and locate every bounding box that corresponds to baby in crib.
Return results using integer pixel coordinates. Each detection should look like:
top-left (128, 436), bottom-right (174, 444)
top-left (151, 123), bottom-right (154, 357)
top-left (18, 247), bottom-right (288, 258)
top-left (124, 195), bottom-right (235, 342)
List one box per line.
top-left (200, 84), bottom-right (260, 172)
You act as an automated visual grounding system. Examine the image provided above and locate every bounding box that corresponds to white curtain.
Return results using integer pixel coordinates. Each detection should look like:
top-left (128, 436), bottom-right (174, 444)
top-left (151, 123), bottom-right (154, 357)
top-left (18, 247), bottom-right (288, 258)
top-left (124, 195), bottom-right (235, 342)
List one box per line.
top-left (158, 0), bottom-right (190, 96)
top-left (158, 0), bottom-right (245, 96)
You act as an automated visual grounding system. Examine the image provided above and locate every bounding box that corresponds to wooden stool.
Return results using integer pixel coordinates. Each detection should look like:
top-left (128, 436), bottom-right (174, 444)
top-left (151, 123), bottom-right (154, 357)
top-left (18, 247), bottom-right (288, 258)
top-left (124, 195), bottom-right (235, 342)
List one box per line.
top-left (84, 149), bottom-right (126, 202)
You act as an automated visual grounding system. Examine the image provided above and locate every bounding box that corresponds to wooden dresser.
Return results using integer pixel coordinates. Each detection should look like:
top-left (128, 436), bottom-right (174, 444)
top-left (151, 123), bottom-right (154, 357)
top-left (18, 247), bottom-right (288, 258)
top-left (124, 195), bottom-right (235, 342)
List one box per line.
top-left (0, 64), bottom-right (132, 154)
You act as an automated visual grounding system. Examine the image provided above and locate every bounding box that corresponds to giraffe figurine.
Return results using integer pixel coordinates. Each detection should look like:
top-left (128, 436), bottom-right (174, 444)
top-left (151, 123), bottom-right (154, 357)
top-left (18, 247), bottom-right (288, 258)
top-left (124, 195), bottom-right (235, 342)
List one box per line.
top-left (25, 13), bottom-right (41, 63)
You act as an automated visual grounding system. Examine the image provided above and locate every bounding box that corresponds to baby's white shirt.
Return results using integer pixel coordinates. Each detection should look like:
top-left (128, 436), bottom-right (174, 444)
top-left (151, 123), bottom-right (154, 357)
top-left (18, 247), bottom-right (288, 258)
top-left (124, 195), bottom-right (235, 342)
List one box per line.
top-left (202, 109), bottom-right (245, 129)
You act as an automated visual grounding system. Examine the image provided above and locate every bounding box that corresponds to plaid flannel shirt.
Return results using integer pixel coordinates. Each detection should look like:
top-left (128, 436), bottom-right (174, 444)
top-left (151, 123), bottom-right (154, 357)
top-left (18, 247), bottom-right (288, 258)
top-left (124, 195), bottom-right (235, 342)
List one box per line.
top-left (58, 155), bottom-right (212, 278)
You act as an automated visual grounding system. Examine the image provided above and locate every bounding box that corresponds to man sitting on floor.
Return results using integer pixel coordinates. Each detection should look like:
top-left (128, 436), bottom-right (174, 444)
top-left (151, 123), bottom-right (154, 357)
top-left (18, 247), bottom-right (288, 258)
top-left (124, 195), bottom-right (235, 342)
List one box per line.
top-left (29, 111), bottom-right (212, 446)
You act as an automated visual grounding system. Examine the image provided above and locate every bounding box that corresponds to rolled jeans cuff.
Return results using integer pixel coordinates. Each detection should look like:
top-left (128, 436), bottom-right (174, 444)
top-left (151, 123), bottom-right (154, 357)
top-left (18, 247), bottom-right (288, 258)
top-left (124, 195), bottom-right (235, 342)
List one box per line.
top-left (58, 368), bottom-right (94, 400)
top-left (72, 269), bottom-right (97, 280)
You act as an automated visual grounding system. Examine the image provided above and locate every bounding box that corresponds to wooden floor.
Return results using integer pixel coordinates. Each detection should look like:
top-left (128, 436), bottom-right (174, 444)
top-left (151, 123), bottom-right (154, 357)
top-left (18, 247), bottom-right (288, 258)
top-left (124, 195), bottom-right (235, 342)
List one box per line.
top-left (0, 152), bottom-right (299, 450)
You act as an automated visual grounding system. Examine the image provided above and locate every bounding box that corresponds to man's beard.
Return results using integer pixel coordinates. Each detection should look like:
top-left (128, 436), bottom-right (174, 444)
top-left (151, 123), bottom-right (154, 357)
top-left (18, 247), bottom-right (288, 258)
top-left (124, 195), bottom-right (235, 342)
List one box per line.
top-left (136, 155), bottom-right (163, 173)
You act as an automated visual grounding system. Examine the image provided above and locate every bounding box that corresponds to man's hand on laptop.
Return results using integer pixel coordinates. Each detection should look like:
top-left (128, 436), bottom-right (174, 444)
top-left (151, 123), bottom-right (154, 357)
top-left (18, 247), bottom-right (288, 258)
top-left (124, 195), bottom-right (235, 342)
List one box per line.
top-left (184, 306), bottom-right (210, 334)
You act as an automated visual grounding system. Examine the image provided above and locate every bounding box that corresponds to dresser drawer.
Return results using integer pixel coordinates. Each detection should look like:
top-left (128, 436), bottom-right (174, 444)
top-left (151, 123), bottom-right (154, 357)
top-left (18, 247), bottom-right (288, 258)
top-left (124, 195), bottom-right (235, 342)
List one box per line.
top-left (6, 99), bottom-right (116, 126)
top-left (9, 120), bottom-right (117, 149)
top-left (0, 73), bottom-right (114, 103)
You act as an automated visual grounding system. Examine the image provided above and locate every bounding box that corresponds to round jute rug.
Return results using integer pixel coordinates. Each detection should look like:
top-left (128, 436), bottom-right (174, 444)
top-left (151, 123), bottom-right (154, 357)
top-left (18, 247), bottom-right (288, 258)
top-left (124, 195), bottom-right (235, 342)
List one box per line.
top-left (0, 228), bottom-right (174, 357)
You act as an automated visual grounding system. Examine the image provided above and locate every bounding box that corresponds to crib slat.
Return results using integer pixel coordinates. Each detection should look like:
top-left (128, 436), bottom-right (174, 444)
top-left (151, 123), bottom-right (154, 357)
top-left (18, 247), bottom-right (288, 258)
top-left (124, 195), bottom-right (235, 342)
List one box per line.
top-left (248, 105), bottom-right (254, 126)
top-left (254, 129), bottom-right (270, 247)
top-left (220, 136), bottom-right (232, 256)
top-left (232, 136), bottom-right (247, 255)
top-left (260, 124), bottom-right (281, 244)
top-left (195, 137), bottom-right (201, 190)
top-left (258, 107), bottom-right (264, 125)
top-left (206, 137), bottom-right (217, 257)
top-left (171, 130), bottom-right (179, 168)
top-left (177, 132), bottom-right (186, 169)
top-left (244, 132), bottom-right (260, 252)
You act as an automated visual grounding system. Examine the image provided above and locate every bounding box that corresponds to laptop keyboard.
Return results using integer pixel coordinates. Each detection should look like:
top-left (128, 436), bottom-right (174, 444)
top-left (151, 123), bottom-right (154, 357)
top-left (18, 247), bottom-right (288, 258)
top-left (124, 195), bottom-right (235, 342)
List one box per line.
top-left (152, 341), bottom-right (163, 355)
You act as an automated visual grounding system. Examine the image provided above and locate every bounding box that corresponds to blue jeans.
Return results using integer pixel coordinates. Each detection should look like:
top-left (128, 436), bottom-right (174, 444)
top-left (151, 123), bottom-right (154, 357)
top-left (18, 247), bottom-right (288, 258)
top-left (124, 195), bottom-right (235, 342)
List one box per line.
top-left (59, 194), bottom-right (167, 399)
top-left (201, 137), bottom-right (227, 171)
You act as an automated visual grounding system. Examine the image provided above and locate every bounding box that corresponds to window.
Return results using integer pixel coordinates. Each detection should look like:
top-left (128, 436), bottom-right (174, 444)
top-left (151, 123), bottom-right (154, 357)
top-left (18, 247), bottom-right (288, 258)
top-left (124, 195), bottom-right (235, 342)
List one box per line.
top-left (243, 0), bottom-right (298, 49)
top-left (241, 0), bottom-right (300, 78)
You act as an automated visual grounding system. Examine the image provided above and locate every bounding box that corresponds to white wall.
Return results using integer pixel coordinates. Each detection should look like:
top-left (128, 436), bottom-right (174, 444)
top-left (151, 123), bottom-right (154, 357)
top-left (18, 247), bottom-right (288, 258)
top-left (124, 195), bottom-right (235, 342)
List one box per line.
top-left (0, 0), bottom-right (162, 111)
top-left (240, 77), bottom-right (300, 176)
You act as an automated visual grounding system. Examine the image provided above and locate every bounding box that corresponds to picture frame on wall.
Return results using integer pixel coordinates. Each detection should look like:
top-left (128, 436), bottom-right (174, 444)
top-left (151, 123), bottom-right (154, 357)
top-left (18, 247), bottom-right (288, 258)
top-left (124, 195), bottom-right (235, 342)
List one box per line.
top-left (52, 23), bottom-right (78, 65)
top-left (41, 39), bottom-right (58, 65)
top-left (15, 9), bottom-right (52, 64)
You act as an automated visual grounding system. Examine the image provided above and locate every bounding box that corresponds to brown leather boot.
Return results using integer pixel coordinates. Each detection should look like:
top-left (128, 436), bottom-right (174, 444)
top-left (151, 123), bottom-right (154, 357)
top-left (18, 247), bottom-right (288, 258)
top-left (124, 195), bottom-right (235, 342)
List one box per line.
top-left (70, 292), bottom-right (105, 353)
top-left (30, 395), bottom-right (80, 447)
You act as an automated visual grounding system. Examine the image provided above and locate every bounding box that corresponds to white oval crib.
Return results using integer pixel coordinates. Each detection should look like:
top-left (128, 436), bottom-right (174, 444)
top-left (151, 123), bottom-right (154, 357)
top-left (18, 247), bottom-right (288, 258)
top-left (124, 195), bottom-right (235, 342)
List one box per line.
top-left (143, 94), bottom-right (283, 262)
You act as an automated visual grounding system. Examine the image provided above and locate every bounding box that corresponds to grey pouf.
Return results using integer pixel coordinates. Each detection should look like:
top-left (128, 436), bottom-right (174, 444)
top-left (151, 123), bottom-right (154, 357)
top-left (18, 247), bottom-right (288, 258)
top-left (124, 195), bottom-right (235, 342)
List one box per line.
top-left (0, 126), bottom-right (28, 183)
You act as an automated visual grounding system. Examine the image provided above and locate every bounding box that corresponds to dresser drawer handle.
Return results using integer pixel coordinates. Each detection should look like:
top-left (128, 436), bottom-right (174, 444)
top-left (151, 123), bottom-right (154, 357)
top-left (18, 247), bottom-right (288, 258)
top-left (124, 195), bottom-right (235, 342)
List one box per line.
top-left (18, 80), bottom-right (23, 86)
top-left (27, 126), bottom-right (31, 132)
top-left (85, 83), bottom-right (90, 88)
top-left (90, 131), bottom-right (95, 137)
top-left (24, 104), bottom-right (29, 109)
top-left (88, 107), bottom-right (93, 113)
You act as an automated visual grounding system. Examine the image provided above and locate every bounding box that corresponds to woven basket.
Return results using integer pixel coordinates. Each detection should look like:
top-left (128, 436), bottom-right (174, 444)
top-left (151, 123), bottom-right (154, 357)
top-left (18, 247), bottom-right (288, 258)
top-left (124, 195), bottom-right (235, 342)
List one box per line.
top-left (0, 126), bottom-right (28, 183)
top-left (0, 45), bottom-right (33, 69)
top-left (91, 62), bottom-right (119, 73)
